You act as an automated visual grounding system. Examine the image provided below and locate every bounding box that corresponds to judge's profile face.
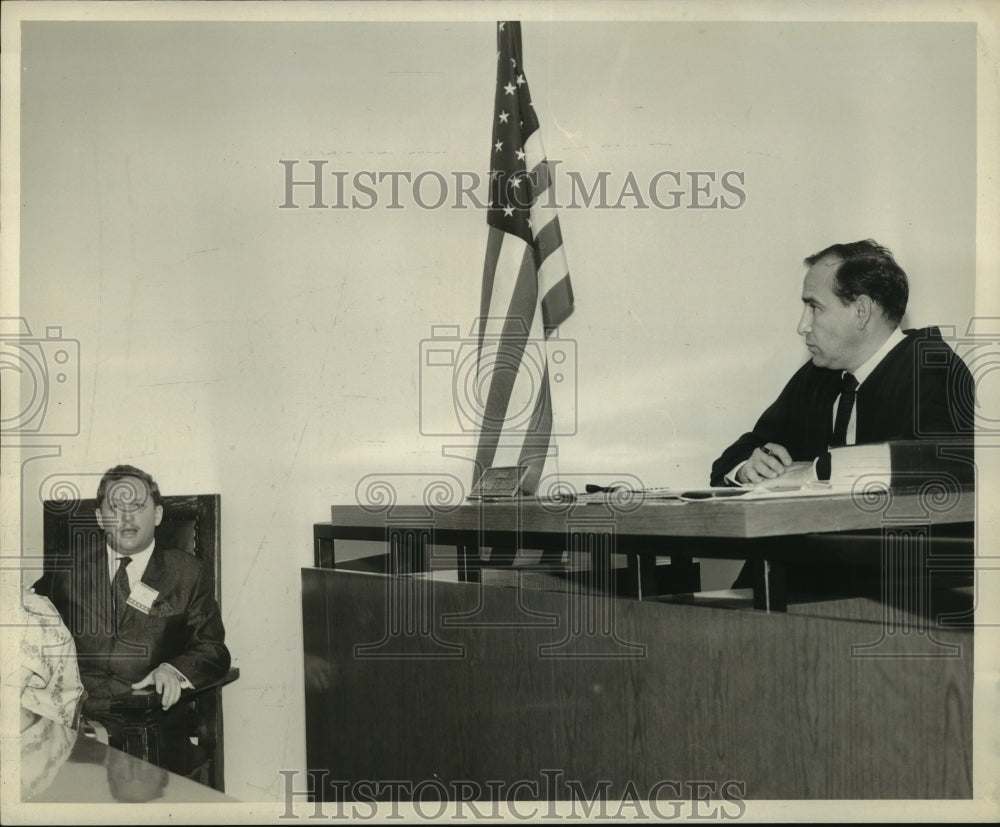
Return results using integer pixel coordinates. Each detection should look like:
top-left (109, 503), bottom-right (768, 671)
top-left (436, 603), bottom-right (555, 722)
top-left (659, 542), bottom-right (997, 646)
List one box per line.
top-left (796, 255), bottom-right (863, 371)
top-left (95, 476), bottom-right (163, 555)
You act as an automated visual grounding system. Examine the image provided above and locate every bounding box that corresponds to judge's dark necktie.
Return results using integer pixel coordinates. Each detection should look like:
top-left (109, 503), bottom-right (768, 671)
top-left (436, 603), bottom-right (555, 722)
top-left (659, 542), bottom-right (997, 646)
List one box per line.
top-left (830, 372), bottom-right (859, 448)
top-left (112, 556), bottom-right (132, 632)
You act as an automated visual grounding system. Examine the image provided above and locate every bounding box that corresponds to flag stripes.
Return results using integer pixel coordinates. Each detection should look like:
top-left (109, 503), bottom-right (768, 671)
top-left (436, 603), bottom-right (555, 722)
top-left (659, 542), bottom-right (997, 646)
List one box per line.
top-left (472, 21), bottom-right (575, 495)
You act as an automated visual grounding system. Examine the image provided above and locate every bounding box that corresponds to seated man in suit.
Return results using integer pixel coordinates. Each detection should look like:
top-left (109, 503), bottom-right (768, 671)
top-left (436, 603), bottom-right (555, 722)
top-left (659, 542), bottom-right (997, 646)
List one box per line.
top-left (33, 464), bottom-right (231, 775)
top-left (711, 239), bottom-right (975, 594)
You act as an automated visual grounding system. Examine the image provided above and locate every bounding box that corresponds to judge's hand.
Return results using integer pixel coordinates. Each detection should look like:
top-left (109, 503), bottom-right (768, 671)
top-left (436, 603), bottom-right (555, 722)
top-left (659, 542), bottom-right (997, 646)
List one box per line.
top-left (754, 461), bottom-right (816, 491)
top-left (736, 443), bottom-right (793, 484)
top-left (132, 665), bottom-right (182, 711)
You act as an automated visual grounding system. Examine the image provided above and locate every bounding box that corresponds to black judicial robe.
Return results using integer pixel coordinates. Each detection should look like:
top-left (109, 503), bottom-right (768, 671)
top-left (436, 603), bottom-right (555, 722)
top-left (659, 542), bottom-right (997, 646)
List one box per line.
top-left (710, 327), bottom-right (975, 487)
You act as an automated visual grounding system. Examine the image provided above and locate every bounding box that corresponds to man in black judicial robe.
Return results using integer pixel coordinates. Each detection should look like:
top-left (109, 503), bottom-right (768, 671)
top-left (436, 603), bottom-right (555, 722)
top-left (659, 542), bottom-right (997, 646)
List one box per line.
top-left (710, 239), bottom-right (975, 595)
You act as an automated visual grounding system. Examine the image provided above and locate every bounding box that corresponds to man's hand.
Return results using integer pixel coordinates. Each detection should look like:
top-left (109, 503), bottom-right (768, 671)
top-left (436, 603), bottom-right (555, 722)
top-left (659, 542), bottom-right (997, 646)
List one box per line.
top-left (132, 665), bottom-right (183, 711)
top-left (735, 443), bottom-right (793, 484)
top-left (754, 461), bottom-right (817, 491)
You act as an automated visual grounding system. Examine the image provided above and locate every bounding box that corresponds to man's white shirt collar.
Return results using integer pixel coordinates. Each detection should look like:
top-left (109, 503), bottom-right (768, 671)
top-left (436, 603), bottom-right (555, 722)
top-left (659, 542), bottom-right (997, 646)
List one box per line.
top-left (107, 541), bottom-right (155, 589)
top-left (836, 326), bottom-right (906, 446)
top-left (851, 326), bottom-right (906, 386)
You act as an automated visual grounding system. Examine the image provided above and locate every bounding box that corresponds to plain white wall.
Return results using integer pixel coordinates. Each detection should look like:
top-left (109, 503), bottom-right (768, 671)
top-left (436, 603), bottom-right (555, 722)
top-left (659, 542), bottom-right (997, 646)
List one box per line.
top-left (10, 18), bottom-right (978, 802)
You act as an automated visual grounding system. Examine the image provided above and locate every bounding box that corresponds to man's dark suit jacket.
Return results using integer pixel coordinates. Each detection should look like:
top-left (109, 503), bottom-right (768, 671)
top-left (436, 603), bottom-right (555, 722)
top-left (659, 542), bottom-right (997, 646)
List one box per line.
top-left (710, 327), bottom-right (975, 486)
top-left (34, 543), bottom-right (231, 707)
top-left (710, 327), bottom-right (975, 596)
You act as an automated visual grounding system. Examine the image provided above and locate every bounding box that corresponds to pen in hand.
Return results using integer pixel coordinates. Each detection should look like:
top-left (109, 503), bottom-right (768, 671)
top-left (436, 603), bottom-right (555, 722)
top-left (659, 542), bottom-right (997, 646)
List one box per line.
top-left (759, 445), bottom-right (792, 469)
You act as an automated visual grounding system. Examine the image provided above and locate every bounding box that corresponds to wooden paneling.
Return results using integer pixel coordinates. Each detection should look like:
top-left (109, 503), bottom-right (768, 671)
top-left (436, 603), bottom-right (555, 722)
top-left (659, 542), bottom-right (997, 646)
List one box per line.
top-left (301, 568), bottom-right (972, 800)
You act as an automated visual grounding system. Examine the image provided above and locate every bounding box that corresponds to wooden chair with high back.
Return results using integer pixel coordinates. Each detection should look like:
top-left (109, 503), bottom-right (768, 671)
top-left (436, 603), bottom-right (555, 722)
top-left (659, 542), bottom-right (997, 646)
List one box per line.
top-left (42, 493), bottom-right (239, 792)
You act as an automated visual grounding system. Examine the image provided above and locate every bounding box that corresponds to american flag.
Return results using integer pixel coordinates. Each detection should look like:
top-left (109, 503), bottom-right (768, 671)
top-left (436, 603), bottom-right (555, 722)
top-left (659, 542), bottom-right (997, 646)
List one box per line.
top-left (472, 21), bottom-right (575, 496)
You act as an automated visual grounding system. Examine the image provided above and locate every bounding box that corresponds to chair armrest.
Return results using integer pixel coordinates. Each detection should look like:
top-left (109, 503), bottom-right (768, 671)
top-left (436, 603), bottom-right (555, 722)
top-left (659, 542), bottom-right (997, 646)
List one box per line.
top-left (108, 667), bottom-right (240, 712)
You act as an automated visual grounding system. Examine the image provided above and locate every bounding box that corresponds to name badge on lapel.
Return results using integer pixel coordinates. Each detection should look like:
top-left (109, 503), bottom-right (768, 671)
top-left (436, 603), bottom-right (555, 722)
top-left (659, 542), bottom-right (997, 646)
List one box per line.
top-left (126, 582), bottom-right (159, 615)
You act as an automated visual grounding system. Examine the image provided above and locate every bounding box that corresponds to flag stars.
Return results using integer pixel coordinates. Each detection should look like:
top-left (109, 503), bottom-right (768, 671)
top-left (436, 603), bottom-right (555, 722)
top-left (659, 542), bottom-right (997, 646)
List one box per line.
top-left (516, 148), bottom-right (525, 161)
top-left (516, 74), bottom-right (526, 86)
top-left (503, 205), bottom-right (515, 217)
top-left (499, 111), bottom-right (509, 123)
top-left (494, 140), bottom-right (503, 153)
top-left (504, 82), bottom-right (516, 96)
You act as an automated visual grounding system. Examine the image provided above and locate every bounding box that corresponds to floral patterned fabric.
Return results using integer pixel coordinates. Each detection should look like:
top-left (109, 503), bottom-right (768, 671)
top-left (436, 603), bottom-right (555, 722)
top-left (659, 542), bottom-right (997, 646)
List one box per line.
top-left (12, 590), bottom-right (86, 799)
top-left (19, 715), bottom-right (78, 801)
top-left (16, 590), bottom-right (86, 729)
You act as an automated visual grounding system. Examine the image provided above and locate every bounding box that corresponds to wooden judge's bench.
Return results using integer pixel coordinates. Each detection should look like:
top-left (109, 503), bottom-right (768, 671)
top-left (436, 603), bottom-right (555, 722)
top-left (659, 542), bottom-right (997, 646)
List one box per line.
top-left (301, 485), bottom-right (977, 801)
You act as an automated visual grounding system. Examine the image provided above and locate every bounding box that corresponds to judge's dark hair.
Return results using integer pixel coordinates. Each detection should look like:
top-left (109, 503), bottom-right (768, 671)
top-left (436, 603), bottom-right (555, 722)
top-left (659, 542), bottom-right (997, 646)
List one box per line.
top-left (95, 465), bottom-right (163, 509)
top-left (805, 239), bottom-right (909, 326)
